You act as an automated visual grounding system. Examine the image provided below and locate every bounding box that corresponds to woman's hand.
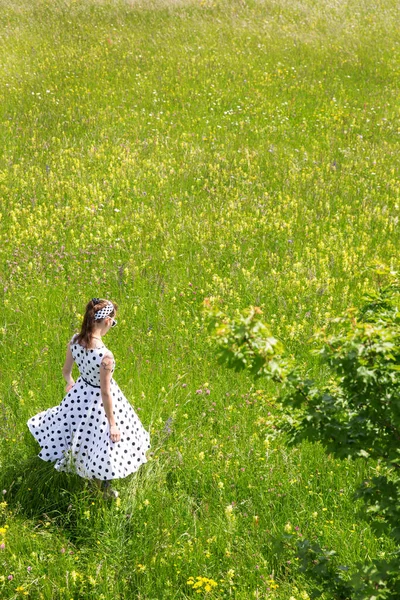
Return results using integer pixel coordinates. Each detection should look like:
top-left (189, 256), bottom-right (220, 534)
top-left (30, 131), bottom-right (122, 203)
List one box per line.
top-left (110, 424), bottom-right (121, 443)
top-left (65, 382), bottom-right (75, 393)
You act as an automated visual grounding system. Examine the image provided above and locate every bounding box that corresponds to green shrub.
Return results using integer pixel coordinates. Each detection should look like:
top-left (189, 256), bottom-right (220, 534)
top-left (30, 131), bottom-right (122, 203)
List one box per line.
top-left (204, 268), bottom-right (400, 599)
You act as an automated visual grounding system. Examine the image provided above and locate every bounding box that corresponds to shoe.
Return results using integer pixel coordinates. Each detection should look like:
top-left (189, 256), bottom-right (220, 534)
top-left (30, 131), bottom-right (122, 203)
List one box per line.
top-left (101, 481), bottom-right (119, 499)
top-left (104, 487), bottom-right (119, 499)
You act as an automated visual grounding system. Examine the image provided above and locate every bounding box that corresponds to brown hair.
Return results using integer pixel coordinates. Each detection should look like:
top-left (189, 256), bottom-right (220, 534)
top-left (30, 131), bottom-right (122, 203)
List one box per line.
top-left (75, 298), bottom-right (118, 348)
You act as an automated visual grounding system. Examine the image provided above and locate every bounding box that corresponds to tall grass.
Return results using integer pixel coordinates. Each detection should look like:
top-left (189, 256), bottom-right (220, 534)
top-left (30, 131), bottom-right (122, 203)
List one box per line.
top-left (0, 0), bottom-right (399, 597)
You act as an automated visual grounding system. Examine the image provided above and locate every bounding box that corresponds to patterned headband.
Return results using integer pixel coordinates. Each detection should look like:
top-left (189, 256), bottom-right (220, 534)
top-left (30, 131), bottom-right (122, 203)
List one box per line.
top-left (94, 302), bottom-right (115, 320)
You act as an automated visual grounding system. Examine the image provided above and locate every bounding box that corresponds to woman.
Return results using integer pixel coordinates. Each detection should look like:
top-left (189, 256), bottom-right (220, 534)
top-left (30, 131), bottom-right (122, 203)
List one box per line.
top-left (27, 298), bottom-right (151, 498)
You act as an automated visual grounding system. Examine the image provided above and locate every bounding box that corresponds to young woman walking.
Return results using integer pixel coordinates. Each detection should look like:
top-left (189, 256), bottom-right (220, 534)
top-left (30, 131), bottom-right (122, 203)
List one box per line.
top-left (27, 298), bottom-right (150, 498)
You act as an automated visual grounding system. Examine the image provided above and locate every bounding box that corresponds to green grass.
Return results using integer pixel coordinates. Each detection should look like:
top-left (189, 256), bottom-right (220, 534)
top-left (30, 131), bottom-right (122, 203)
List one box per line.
top-left (0, 0), bottom-right (399, 597)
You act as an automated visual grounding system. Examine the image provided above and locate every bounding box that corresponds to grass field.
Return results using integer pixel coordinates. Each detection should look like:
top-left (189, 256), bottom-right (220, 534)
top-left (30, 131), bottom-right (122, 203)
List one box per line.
top-left (0, 0), bottom-right (399, 597)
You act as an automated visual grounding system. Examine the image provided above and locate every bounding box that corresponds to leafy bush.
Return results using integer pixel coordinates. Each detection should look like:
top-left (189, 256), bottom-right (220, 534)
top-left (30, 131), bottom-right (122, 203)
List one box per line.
top-left (204, 269), bottom-right (400, 599)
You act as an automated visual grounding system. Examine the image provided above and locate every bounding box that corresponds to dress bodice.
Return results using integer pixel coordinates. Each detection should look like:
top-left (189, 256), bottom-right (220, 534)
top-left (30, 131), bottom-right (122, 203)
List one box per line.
top-left (70, 336), bottom-right (114, 387)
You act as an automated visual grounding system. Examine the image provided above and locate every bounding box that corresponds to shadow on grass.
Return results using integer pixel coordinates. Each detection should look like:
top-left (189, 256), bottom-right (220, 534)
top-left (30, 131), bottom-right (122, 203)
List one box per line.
top-left (0, 453), bottom-right (86, 520)
top-left (1, 423), bottom-right (153, 545)
top-left (0, 444), bottom-right (107, 546)
top-left (0, 438), bottom-right (149, 544)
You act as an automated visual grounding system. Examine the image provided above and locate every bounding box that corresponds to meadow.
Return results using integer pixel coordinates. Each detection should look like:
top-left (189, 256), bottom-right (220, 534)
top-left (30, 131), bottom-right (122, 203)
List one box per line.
top-left (0, 0), bottom-right (399, 597)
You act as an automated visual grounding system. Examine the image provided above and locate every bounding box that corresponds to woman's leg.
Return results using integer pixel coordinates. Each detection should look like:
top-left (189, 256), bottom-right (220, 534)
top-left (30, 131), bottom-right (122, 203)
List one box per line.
top-left (101, 480), bottom-right (119, 498)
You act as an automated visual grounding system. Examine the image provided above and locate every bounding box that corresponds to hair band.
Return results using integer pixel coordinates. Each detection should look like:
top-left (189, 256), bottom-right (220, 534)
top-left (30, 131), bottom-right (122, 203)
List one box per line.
top-left (94, 302), bottom-right (115, 320)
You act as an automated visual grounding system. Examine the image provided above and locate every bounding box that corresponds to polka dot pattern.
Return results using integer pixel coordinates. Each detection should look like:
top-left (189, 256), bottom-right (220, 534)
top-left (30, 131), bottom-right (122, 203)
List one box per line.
top-left (94, 302), bottom-right (115, 320)
top-left (27, 335), bottom-right (151, 481)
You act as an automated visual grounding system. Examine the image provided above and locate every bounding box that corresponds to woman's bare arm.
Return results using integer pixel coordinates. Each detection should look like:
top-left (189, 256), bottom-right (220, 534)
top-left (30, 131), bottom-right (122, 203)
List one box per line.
top-left (62, 343), bottom-right (75, 391)
top-left (100, 353), bottom-right (121, 443)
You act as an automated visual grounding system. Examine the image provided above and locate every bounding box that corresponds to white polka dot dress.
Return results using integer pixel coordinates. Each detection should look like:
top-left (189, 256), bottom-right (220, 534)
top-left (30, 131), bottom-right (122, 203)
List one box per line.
top-left (27, 336), bottom-right (151, 481)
